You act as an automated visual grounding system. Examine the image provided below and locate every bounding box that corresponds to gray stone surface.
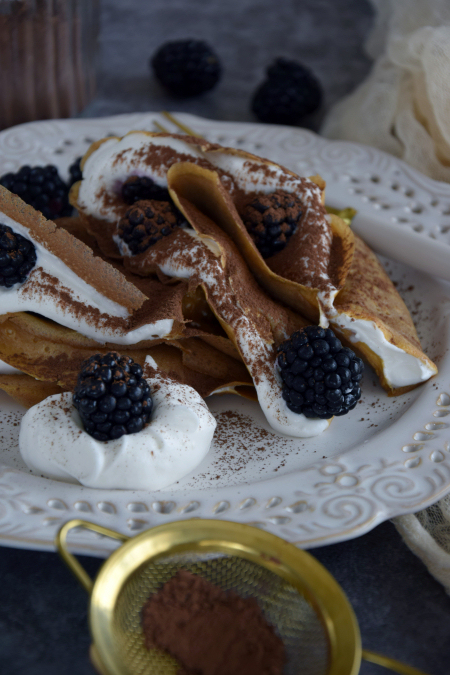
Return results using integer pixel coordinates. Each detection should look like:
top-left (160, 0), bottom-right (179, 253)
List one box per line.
top-left (0, 522), bottom-right (449, 675)
top-left (83, 0), bottom-right (374, 130)
top-left (1, 1), bottom-right (450, 673)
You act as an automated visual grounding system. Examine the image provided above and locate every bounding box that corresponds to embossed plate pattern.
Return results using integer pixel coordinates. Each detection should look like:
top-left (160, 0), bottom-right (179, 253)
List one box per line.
top-left (0, 112), bottom-right (450, 556)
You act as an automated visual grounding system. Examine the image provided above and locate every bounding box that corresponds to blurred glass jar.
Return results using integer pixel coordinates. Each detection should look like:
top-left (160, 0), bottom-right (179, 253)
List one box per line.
top-left (0, 0), bottom-right (100, 129)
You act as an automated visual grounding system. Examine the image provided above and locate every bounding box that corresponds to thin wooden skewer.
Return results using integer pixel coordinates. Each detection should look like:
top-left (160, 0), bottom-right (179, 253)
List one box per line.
top-left (161, 110), bottom-right (203, 137)
top-left (153, 120), bottom-right (170, 133)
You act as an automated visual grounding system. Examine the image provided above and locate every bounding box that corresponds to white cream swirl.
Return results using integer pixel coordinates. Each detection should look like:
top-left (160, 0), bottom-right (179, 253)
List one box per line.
top-left (331, 313), bottom-right (436, 388)
top-left (77, 132), bottom-right (203, 221)
top-left (18, 356), bottom-right (216, 490)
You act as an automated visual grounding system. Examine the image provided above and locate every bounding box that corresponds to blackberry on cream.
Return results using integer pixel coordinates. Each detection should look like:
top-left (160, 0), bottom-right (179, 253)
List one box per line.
top-left (277, 326), bottom-right (364, 419)
top-left (121, 175), bottom-right (170, 204)
top-left (19, 356), bottom-right (217, 491)
top-left (240, 190), bottom-right (303, 258)
top-left (117, 199), bottom-right (185, 255)
top-left (73, 352), bottom-right (152, 441)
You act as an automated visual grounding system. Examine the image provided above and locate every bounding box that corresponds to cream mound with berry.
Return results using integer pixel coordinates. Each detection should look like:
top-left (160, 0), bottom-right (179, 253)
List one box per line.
top-left (0, 186), bottom-right (175, 344)
top-left (19, 355), bottom-right (216, 491)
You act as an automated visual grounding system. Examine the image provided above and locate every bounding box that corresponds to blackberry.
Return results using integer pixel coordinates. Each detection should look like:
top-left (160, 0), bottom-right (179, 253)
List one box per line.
top-left (251, 57), bottom-right (322, 125)
top-left (151, 39), bottom-right (221, 97)
top-left (0, 164), bottom-right (72, 220)
top-left (277, 326), bottom-right (364, 419)
top-left (68, 156), bottom-right (82, 187)
top-left (240, 190), bottom-right (302, 258)
top-left (0, 223), bottom-right (37, 288)
top-left (118, 199), bottom-right (185, 255)
top-left (121, 176), bottom-right (170, 205)
top-left (73, 352), bottom-right (152, 441)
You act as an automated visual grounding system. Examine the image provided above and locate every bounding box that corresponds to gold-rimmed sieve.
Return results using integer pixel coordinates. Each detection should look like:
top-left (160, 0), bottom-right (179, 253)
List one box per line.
top-left (56, 519), bottom-right (429, 675)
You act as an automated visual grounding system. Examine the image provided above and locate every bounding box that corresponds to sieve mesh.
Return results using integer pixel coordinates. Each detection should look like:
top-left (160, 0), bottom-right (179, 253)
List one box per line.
top-left (111, 551), bottom-right (330, 675)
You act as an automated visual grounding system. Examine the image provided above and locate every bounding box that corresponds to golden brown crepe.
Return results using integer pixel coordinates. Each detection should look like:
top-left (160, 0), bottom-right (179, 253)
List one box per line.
top-left (0, 312), bottom-right (254, 400)
top-left (0, 374), bottom-right (68, 409)
top-left (166, 161), bottom-right (437, 395)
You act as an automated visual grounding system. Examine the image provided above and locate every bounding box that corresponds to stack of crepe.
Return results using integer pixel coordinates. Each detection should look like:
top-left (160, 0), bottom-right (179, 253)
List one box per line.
top-left (0, 133), bottom-right (437, 421)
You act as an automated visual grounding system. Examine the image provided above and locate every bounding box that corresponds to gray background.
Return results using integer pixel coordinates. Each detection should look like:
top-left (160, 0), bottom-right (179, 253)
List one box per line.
top-left (1, 1), bottom-right (450, 674)
top-left (83, 0), bottom-right (374, 128)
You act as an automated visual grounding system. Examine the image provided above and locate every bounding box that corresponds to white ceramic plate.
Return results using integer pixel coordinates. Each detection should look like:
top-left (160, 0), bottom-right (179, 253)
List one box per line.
top-left (1, 112), bottom-right (450, 557)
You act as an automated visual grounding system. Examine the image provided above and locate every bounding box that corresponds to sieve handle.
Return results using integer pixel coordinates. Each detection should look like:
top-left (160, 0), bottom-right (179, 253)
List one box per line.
top-left (362, 649), bottom-right (431, 675)
top-left (55, 519), bottom-right (129, 595)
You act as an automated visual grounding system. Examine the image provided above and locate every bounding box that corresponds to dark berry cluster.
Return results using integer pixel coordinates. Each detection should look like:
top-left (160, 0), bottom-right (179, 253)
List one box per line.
top-left (118, 199), bottom-right (185, 255)
top-left (252, 57), bottom-right (322, 126)
top-left (68, 156), bottom-right (83, 188)
top-left (151, 39), bottom-right (222, 97)
top-left (277, 326), bottom-right (364, 419)
top-left (0, 224), bottom-right (37, 288)
top-left (73, 352), bottom-right (152, 441)
top-left (121, 176), bottom-right (170, 205)
top-left (240, 190), bottom-right (303, 258)
top-left (0, 165), bottom-right (72, 220)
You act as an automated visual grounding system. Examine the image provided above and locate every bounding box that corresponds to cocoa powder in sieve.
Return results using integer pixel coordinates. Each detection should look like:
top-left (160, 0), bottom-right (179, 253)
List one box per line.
top-left (142, 569), bottom-right (285, 675)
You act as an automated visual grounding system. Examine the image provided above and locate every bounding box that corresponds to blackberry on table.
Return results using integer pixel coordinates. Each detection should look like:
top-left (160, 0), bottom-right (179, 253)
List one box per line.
top-left (252, 57), bottom-right (322, 125)
top-left (277, 326), bottom-right (364, 419)
top-left (151, 39), bottom-right (221, 97)
top-left (0, 223), bottom-right (37, 288)
top-left (121, 176), bottom-right (170, 205)
top-left (240, 190), bottom-right (303, 258)
top-left (0, 164), bottom-right (72, 220)
top-left (73, 352), bottom-right (152, 442)
top-left (118, 199), bottom-right (185, 255)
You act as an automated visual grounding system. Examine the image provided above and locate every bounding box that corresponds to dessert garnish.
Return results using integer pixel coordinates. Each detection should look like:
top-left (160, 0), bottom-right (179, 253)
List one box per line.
top-left (251, 57), bottom-right (323, 125)
top-left (240, 189), bottom-right (303, 258)
top-left (18, 355), bottom-right (217, 490)
top-left (277, 326), bottom-right (364, 419)
top-left (142, 570), bottom-right (285, 675)
top-left (121, 175), bottom-right (170, 204)
top-left (0, 164), bottom-right (72, 220)
top-left (0, 223), bottom-right (37, 287)
top-left (117, 199), bottom-right (185, 255)
top-left (73, 352), bottom-right (152, 441)
top-left (151, 39), bottom-right (222, 97)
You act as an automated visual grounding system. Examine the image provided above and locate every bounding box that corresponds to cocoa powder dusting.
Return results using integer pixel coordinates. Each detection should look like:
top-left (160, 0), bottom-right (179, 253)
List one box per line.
top-left (21, 268), bottom-right (127, 332)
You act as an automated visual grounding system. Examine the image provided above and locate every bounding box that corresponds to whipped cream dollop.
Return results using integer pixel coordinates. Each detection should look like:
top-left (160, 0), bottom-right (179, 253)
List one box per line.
top-left (331, 313), bottom-right (436, 388)
top-left (77, 132), bottom-right (203, 221)
top-left (19, 356), bottom-right (216, 490)
top-left (0, 211), bottom-right (173, 344)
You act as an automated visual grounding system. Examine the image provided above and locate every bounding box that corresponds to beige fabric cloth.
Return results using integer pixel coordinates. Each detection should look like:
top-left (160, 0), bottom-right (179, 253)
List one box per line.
top-left (322, 0), bottom-right (450, 182)
top-left (322, 0), bottom-right (450, 593)
top-left (394, 496), bottom-right (450, 595)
